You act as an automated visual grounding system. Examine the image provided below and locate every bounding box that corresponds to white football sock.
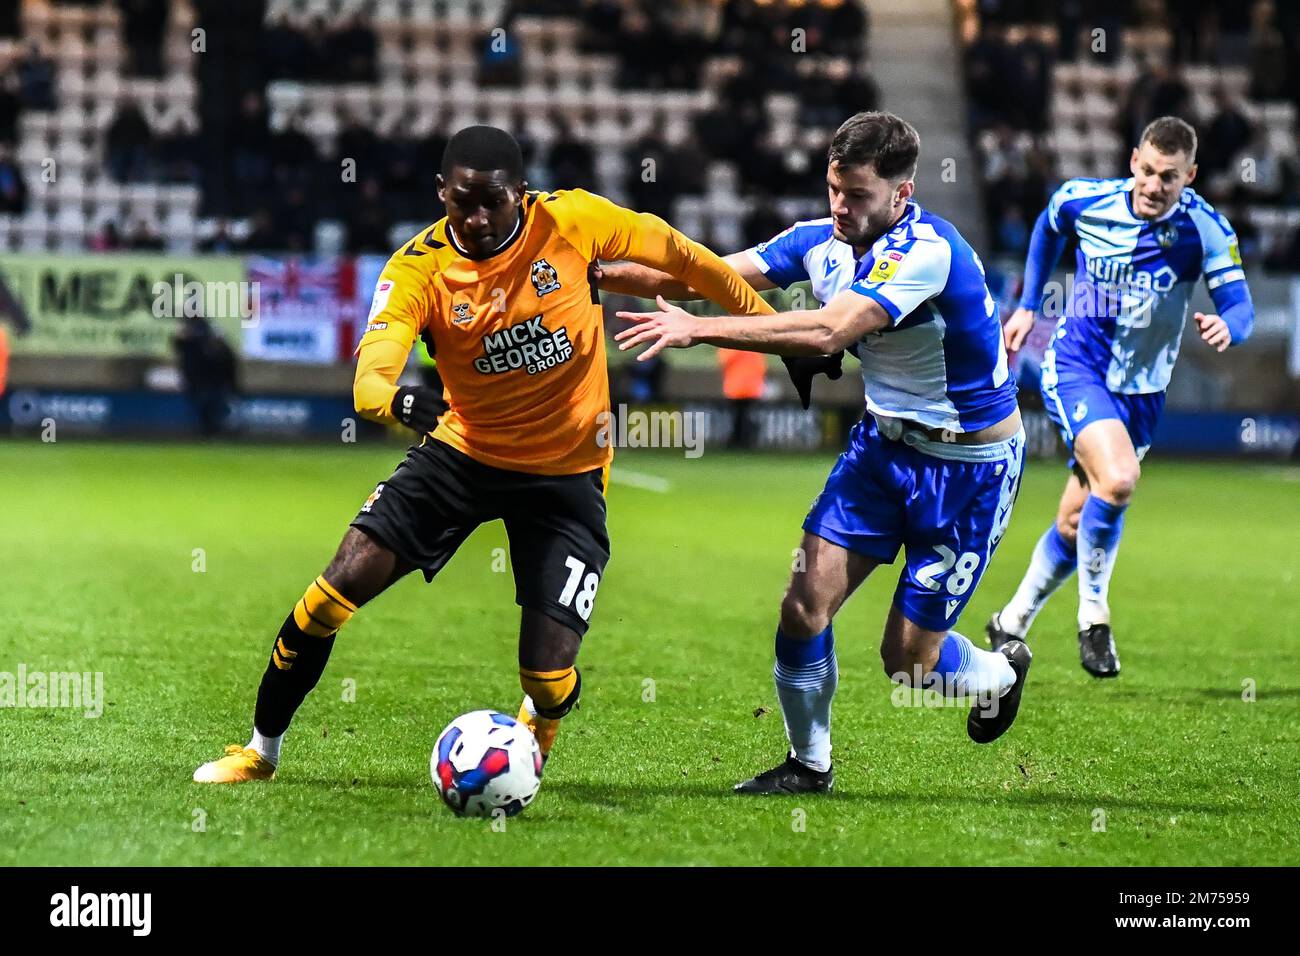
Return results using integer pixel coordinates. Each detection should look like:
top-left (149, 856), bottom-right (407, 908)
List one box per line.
top-left (1000, 524), bottom-right (1076, 637)
top-left (248, 728), bottom-right (282, 765)
top-left (926, 631), bottom-right (1017, 698)
top-left (773, 627), bottom-right (837, 773)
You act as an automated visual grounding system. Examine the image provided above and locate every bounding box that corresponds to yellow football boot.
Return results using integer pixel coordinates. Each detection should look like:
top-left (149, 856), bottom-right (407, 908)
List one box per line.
top-left (516, 697), bottom-right (559, 765)
top-left (193, 745), bottom-right (277, 783)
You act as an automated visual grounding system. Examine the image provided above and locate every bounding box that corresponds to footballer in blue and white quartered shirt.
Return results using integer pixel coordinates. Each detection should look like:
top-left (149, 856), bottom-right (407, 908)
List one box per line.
top-left (607, 111), bottom-right (1031, 795)
top-left (989, 116), bottom-right (1255, 679)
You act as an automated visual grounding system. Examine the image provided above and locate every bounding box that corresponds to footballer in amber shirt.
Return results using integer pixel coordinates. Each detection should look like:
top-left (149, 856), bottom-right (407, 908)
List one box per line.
top-left (354, 187), bottom-right (775, 474)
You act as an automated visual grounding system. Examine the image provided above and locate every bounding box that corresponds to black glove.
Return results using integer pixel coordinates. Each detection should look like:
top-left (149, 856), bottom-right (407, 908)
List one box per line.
top-left (391, 385), bottom-right (444, 433)
top-left (782, 351), bottom-right (845, 410)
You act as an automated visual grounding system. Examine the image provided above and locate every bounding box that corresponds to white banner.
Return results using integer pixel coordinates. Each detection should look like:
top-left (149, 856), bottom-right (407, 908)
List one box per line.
top-left (242, 319), bottom-right (339, 364)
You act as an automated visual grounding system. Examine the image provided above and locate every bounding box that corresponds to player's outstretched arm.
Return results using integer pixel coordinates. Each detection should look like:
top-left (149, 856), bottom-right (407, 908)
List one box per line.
top-left (1002, 306), bottom-right (1036, 352)
top-left (1194, 279), bottom-right (1254, 353)
top-left (1007, 207), bottom-right (1067, 351)
top-left (1018, 209), bottom-right (1066, 307)
top-left (636, 225), bottom-right (777, 318)
top-left (353, 338), bottom-right (405, 424)
top-left (615, 289), bottom-right (886, 361)
top-left (597, 252), bottom-right (775, 302)
top-left (559, 189), bottom-right (775, 318)
top-left (604, 220), bottom-right (844, 408)
top-left (596, 262), bottom-right (699, 300)
top-left (353, 338), bottom-right (441, 432)
top-left (548, 189), bottom-right (772, 315)
top-left (1194, 220), bottom-right (1255, 352)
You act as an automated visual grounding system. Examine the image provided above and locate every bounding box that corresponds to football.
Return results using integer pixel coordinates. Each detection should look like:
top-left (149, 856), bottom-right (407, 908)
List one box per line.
top-left (431, 711), bottom-right (544, 818)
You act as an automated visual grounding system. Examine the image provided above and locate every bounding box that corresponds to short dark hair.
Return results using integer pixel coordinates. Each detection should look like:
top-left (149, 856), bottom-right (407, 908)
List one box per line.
top-left (440, 125), bottom-right (524, 180)
top-left (828, 111), bottom-right (920, 181)
top-left (1140, 116), bottom-right (1197, 160)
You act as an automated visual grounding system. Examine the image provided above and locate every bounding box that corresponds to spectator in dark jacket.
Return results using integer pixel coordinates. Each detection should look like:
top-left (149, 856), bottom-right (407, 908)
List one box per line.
top-left (17, 42), bottom-right (56, 111)
top-left (345, 178), bottom-right (392, 253)
top-left (327, 15), bottom-right (376, 82)
top-left (121, 0), bottom-right (169, 77)
top-left (548, 116), bottom-right (596, 191)
top-left (106, 104), bottom-right (155, 182)
top-left (173, 315), bottom-right (239, 437)
top-left (0, 72), bottom-right (20, 145)
top-left (0, 2), bottom-right (18, 37)
top-left (0, 143), bottom-right (28, 214)
top-left (1202, 87), bottom-right (1253, 176)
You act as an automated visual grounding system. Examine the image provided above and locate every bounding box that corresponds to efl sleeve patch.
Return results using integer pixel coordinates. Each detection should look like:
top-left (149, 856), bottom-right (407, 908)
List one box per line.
top-left (849, 238), bottom-right (951, 324)
top-left (368, 280), bottom-right (394, 322)
top-left (1192, 204), bottom-right (1243, 279)
top-left (354, 264), bottom-right (426, 355)
top-left (865, 250), bottom-right (907, 284)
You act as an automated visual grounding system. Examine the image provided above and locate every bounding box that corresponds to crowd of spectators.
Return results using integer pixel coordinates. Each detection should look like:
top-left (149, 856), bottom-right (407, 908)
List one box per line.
top-left (2, 0), bottom-right (871, 253)
top-left (575, 0), bottom-right (866, 90)
top-left (0, 40), bottom-right (55, 221)
top-left (964, 0), bottom-right (1300, 267)
top-left (188, 0), bottom-right (869, 253)
top-left (1, 0), bottom-right (165, 230)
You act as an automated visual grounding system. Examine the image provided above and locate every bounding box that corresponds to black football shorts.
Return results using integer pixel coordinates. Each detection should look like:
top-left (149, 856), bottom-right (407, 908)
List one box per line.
top-left (350, 438), bottom-right (610, 636)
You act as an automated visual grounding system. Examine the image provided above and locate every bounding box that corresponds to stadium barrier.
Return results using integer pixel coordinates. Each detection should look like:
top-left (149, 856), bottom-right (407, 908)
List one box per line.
top-left (4, 384), bottom-right (1295, 459)
top-left (2, 254), bottom-right (1297, 456)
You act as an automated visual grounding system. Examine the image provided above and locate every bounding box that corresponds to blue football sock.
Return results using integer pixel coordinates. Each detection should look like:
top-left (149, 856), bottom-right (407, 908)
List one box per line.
top-left (1076, 495), bottom-right (1127, 629)
top-left (773, 625), bottom-right (837, 772)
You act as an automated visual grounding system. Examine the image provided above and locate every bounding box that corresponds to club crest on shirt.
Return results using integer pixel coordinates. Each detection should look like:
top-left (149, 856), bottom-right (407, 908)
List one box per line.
top-left (756, 225), bottom-right (795, 253)
top-left (866, 249), bottom-right (906, 284)
top-left (452, 302), bottom-right (473, 325)
top-left (530, 258), bottom-right (561, 296)
top-left (1155, 222), bottom-right (1178, 248)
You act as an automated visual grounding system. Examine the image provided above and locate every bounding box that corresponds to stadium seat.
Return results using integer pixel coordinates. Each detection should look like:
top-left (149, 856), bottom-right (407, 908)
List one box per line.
top-left (5, 0), bottom-right (875, 254)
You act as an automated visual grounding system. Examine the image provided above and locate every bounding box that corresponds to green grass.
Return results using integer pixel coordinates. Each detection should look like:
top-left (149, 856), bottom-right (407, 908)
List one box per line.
top-left (1, 440), bottom-right (1298, 865)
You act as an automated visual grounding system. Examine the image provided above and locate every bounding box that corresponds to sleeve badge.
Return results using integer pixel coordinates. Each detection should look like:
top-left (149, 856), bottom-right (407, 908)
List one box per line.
top-left (866, 249), bottom-right (907, 284)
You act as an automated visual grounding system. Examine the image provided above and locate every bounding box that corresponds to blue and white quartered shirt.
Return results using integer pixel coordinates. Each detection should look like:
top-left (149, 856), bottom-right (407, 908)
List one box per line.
top-left (746, 201), bottom-right (1018, 435)
top-left (1021, 178), bottom-right (1253, 394)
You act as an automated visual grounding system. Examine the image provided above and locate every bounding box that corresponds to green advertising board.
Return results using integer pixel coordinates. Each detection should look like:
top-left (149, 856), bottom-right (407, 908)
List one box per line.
top-left (0, 254), bottom-right (250, 357)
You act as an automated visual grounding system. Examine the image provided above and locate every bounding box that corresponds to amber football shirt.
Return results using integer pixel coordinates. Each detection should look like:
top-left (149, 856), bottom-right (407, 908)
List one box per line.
top-left (357, 189), bottom-right (774, 475)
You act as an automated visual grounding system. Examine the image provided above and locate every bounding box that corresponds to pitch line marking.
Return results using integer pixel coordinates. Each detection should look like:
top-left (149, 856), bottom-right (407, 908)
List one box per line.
top-left (608, 469), bottom-right (672, 493)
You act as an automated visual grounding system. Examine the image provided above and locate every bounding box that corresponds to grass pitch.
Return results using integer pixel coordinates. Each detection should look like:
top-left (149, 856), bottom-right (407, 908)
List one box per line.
top-left (1, 439), bottom-right (1298, 865)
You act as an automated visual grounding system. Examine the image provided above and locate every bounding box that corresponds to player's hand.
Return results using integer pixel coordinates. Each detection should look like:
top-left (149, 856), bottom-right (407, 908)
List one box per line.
top-left (783, 352), bottom-right (844, 410)
top-left (613, 296), bottom-right (699, 361)
top-left (390, 385), bottom-right (443, 433)
top-left (1003, 307), bottom-right (1036, 352)
top-left (1195, 311), bottom-right (1231, 353)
